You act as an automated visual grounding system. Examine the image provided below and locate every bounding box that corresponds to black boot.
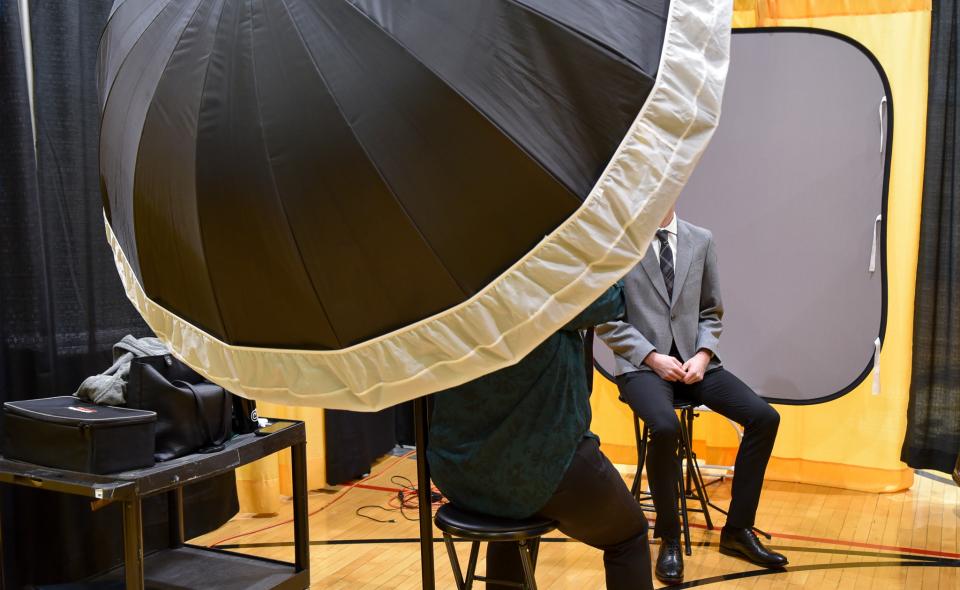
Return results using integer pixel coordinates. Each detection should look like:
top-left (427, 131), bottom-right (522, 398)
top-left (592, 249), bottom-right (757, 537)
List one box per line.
top-left (655, 538), bottom-right (684, 584)
top-left (719, 526), bottom-right (788, 568)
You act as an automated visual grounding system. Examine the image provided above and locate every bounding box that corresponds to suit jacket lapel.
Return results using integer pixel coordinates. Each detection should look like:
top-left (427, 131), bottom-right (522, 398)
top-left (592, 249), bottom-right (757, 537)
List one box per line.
top-left (671, 222), bottom-right (694, 307)
top-left (639, 244), bottom-right (671, 306)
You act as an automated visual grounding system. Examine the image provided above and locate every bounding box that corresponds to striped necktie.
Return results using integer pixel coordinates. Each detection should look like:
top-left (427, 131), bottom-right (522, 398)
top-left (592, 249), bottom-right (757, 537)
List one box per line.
top-left (657, 229), bottom-right (674, 299)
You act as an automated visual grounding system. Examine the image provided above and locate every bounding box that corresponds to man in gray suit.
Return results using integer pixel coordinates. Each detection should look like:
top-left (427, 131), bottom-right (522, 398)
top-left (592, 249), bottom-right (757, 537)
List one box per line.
top-left (598, 206), bottom-right (787, 584)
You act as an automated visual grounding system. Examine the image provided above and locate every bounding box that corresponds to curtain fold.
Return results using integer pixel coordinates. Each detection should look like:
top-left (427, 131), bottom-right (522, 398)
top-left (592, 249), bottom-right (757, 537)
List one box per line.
top-left (324, 407), bottom-right (398, 485)
top-left (1, 0), bottom-right (148, 395)
top-left (901, 0), bottom-right (960, 474)
top-left (0, 1), bottom-right (36, 581)
top-left (236, 404), bottom-right (328, 514)
top-left (1, 0), bottom-right (41, 399)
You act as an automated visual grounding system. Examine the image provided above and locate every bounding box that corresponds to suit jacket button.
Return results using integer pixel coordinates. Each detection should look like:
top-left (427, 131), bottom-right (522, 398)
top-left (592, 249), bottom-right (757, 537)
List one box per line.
top-left (671, 313), bottom-right (677, 320)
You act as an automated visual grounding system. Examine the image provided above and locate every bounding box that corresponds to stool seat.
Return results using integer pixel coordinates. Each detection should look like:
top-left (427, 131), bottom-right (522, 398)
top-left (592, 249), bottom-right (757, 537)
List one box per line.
top-left (435, 504), bottom-right (557, 542)
top-left (436, 504), bottom-right (556, 589)
top-left (618, 397), bottom-right (696, 410)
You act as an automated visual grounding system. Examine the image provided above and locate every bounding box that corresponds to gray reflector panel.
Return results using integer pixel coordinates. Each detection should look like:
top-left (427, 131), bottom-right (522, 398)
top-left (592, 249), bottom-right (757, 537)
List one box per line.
top-left (596, 30), bottom-right (888, 404)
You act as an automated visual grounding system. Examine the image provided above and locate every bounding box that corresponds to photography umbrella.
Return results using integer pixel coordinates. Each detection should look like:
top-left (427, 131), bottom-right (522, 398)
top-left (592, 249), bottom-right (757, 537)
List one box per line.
top-left (98, 0), bottom-right (730, 585)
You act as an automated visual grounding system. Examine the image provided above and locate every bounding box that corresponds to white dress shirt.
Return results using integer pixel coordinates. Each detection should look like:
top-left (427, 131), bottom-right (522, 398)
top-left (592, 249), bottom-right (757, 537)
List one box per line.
top-left (652, 213), bottom-right (678, 262)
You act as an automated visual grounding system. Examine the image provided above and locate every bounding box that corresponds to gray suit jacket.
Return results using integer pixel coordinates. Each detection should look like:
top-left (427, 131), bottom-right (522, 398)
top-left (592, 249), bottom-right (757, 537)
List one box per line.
top-left (598, 219), bottom-right (723, 376)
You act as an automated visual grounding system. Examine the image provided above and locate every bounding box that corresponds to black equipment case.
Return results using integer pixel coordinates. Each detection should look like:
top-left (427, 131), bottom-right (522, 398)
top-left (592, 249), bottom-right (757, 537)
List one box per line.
top-left (2, 396), bottom-right (156, 474)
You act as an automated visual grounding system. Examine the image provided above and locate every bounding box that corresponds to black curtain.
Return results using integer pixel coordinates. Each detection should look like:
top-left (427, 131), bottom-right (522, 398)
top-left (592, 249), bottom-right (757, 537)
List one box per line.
top-left (1, 0), bottom-right (148, 397)
top-left (0, 1), bottom-right (237, 583)
top-left (321, 402), bottom-right (416, 486)
top-left (902, 0), bottom-right (960, 474)
top-left (325, 409), bottom-right (399, 484)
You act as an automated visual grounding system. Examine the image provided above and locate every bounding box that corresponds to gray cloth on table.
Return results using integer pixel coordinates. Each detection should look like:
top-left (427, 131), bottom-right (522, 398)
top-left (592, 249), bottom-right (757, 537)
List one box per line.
top-left (74, 335), bottom-right (170, 405)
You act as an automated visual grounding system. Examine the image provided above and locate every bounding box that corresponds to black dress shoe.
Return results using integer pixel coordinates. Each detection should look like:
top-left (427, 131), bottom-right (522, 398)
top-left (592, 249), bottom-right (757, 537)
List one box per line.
top-left (655, 538), bottom-right (684, 584)
top-left (719, 526), bottom-right (788, 568)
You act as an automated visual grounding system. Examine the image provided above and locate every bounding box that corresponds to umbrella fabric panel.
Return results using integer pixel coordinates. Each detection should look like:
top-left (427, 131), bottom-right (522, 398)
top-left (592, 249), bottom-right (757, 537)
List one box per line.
top-left (507, 0), bottom-right (669, 74)
top-left (98, 0), bottom-right (170, 113)
top-left (100, 0), bottom-right (204, 283)
top-left (344, 0), bottom-right (665, 198)
top-left (191, 0), bottom-right (346, 349)
top-left (130, 0), bottom-right (228, 341)
top-left (102, 0), bottom-right (732, 409)
top-left (132, 0), bottom-right (466, 348)
top-left (236, 0), bottom-right (468, 347)
top-left (229, 0), bottom-right (578, 344)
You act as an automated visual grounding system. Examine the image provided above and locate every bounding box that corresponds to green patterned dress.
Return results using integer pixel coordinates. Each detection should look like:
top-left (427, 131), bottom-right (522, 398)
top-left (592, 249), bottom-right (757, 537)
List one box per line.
top-left (427, 284), bottom-right (624, 519)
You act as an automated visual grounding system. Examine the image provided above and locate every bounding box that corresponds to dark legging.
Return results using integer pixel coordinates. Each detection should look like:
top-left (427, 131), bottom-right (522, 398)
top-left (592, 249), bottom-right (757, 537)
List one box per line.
top-left (486, 437), bottom-right (653, 590)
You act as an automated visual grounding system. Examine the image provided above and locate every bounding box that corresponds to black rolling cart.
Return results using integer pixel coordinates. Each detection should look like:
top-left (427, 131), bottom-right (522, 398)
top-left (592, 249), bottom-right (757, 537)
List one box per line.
top-left (0, 420), bottom-right (309, 589)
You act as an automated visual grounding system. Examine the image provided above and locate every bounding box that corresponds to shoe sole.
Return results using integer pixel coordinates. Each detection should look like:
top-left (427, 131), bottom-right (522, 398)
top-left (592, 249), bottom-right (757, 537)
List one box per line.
top-left (655, 573), bottom-right (684, 585)
top-left (719, 545), bottom-right (788, 569)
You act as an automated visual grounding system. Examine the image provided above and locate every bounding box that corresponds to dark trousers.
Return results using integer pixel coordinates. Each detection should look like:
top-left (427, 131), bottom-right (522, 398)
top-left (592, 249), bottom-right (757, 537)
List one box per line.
top-left (486, 437), bottom-right (653, 590)
top-left (616, 368), bottom-right (780, 539)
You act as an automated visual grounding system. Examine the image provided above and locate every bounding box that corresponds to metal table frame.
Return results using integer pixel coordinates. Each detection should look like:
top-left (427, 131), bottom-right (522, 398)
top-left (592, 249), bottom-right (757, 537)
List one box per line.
top-left (0, 419), bottom-right (310, 589)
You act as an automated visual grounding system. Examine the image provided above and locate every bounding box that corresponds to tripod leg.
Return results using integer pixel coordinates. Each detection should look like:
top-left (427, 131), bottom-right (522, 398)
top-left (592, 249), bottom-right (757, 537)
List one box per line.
top-left (632, 415), bottom-right (648, 499)
top-left (683, 412), bottom-right (713, 530)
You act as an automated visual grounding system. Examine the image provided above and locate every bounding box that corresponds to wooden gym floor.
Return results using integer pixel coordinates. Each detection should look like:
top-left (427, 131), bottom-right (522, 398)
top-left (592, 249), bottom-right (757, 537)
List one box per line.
top-left (192, 451), bottom-right (960, 589)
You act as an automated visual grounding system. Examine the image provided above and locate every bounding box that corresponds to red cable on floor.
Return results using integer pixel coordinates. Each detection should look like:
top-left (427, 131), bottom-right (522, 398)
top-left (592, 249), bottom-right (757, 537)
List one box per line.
top-left (209, 450), bottom-right (416, 547)
top-left (212, 463), bottom-right (960, 561)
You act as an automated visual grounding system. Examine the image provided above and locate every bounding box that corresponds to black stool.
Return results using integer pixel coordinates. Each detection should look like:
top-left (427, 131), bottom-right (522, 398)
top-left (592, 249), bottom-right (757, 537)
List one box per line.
top-left (435, 503), bottom-right (557, 590)
top-left (631, 401), bottom-right (729, 556)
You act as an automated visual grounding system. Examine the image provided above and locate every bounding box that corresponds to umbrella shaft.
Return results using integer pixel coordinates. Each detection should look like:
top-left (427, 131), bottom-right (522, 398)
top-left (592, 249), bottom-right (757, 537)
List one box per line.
top-left (414, 397), bottom-right (435, 589)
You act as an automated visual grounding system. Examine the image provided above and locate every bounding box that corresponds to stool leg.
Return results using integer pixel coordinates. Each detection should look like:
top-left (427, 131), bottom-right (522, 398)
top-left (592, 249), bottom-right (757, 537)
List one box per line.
top-left (464, 541), bottom-right (480, 589)
top-left (689, 456), bottom-right (715, 530)
top-left (530, 538), bottom-right (541, 571)
top-left (677, 478), bottom-right (691, 556)
top-left (685, 410), bottom-right (694, 492)
top-left (631, 414), bottom-right (642, 497)
top-left (518, 540), bottom-right (538, 590)
top-left (443, 534), bottom-right (466, 590)
top-left (676, 421), bottom-right (692, 557)
top-left (683, 411), bottom-right (714, 531)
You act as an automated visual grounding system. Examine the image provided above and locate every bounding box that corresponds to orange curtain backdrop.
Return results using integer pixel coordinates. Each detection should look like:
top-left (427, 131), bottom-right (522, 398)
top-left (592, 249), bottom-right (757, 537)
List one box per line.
top-left (234, 404), bottom-right (327, 514)
top-left (733, 0), bottom-right (930, 25)
top-left (592, 0), bottom-right (932, 492)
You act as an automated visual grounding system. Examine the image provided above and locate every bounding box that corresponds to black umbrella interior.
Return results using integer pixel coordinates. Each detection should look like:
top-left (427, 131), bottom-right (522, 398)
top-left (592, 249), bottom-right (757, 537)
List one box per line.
top-left (99, 0), bottom-right (668, 350)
